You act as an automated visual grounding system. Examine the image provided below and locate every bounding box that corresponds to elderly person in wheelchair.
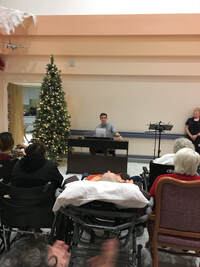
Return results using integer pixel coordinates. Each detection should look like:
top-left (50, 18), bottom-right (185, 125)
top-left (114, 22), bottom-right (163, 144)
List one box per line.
top-left (85, 170), bottom-right (133, 183)
top-left (52, 169), bottom-right (151, 267)
top-left (147, 147), bottom-right (200, 249)
top-left (150, 147), bottom-right (200, 198)
top-left (142, 138), bottom-right (196, 191)
top-left (153, 137), bottom-right (194, 165)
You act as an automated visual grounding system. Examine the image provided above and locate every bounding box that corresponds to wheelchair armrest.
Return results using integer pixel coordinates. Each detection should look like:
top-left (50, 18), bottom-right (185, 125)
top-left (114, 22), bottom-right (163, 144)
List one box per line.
top-left (136, 197), bottom-right (154, 224)
top-left (140, 166), bottom-right (150, 191)
top-left (146, 197), bottom-right (154, 215)
top-left (143, 166), bottom-right (149, 175)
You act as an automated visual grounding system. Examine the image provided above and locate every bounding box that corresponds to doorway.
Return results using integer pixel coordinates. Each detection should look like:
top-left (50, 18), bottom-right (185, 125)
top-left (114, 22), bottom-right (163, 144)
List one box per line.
top-left (8, 83), bottom-right (40, 145)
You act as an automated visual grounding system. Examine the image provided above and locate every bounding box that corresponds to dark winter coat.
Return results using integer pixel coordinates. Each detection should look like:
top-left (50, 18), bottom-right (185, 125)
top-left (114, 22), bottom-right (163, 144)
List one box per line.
top-left (11, 155), bottom-right (63, 189)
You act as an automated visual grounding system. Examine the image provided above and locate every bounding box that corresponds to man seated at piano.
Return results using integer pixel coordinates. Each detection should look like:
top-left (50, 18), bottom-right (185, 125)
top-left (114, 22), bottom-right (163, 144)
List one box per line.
top-left (91, 113), bottom-right (123, 156)
top-left (95, 113), bottom-right (122, 140)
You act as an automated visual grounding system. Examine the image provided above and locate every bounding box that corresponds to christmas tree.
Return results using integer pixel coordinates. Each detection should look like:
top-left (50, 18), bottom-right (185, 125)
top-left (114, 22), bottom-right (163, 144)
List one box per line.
top-left (32, 55), bottom-right (71, 162)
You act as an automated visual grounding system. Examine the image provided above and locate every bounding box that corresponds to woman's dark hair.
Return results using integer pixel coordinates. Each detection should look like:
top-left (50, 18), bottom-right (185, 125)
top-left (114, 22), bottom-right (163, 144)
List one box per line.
top-left (0, 132), bottom-right (14, 152)
top-left (25, 143), bottom-right (46, 157)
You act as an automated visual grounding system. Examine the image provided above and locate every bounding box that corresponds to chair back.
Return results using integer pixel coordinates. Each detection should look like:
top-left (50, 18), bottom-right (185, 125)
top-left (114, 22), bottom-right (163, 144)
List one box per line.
top-left (0, 181), bottom-right (55, 228)
top-left (155, 177), bottom-right (200, 234)
top-left (0, 159), bottom-right (18, 184)
top-left (148, 161), bottom-right (174, 190)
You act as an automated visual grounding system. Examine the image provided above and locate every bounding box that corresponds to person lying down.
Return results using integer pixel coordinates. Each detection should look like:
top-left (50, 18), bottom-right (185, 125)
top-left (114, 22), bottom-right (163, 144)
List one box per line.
top-left (85, 171), bottom-right (133, 183)
top-left (53, 172), bottom-right (149, 212)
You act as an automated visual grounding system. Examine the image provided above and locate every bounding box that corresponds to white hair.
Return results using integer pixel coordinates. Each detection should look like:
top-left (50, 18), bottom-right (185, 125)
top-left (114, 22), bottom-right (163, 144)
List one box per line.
top-left (173, 138), bottom-right (195, 153)
top-left (194, 107), bottom-right (200, 113)
top-left (174, 148), bottom-right (200, 176)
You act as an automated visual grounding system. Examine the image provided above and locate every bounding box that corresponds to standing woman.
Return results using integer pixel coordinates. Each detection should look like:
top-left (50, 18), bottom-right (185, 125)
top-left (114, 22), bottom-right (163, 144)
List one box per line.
top-left (185, 108), bottom-right (200, 153)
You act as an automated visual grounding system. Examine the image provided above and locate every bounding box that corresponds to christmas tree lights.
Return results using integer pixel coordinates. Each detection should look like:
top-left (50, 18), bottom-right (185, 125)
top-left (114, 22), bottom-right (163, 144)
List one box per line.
top-left (32, 55), bottom-right (71, 163)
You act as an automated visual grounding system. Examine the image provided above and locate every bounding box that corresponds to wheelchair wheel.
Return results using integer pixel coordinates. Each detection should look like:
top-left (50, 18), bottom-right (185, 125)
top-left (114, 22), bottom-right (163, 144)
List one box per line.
top-left (136, 244), bottom-right (142, 267)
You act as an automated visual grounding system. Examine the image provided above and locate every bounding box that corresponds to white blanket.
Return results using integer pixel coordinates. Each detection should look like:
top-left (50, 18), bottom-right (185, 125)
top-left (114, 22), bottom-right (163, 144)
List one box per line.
top-left (53, 180), bottom-right (149, 212)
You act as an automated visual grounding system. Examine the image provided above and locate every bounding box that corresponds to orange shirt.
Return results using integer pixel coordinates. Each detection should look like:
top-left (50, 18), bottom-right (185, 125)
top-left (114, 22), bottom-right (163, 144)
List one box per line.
top-left (85, 174), bottom-right (133, 183)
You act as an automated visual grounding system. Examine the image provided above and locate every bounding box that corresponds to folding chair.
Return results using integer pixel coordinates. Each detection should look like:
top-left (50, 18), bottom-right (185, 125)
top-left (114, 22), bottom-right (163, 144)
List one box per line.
top-left (0, 159), bottom-right (18, 184)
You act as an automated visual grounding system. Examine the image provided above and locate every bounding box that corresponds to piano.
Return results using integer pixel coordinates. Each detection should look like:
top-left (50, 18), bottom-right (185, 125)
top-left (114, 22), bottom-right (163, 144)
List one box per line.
top-left (67, 137), bottom-right (129, 174)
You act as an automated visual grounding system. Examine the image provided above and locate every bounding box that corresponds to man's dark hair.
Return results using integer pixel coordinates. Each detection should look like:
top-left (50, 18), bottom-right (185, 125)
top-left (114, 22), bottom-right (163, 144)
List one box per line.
top-left (25, 143), bottom-right (46, 157)
top-left (0, 236), bottom-right (56, 267)
top-left (0, 132), bottom-right (14, 152)
top-left (100, 113), bottom-right (107, 118)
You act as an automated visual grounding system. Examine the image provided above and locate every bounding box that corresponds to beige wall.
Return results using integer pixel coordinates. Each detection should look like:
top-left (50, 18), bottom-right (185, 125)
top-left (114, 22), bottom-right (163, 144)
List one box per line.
top-left (1, 14), bottom-right (200, 157)
top-left (0, 62), bottom-right (196, 157)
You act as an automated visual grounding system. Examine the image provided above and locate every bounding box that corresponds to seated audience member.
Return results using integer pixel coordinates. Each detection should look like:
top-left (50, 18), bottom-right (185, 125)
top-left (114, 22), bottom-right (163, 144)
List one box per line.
top-left (0, 131), bottom-right (26, 159)
top-left (0, 132), bottom-right (15, 160)
top-left (150, 147), bottom-right (200, 198)
top-left (0, 132), bottom-right (22, 183)
top-left (147, 147), bottom-right (200, 248)
top-left (153, 137), bottom-right (194, 165)
top-left (0, 236), bottom-right (118, 267)
top-left (11, 142), bottom-right (63, 188)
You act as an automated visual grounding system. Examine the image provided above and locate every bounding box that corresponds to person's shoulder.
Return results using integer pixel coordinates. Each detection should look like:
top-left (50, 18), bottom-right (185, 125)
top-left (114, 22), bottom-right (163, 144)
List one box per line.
top-left (153, 154), bottom-right (174, 165)
top-left (96, 123), bottom-right (102, 128)
top-left (43, 159), bottom-right (56, 168)
top-left (157, 173), bottom-right (173, 179)
top-left (186, 117), bottom-right (193, 123)
top-left (46, 159), bottom-right (56, 165)
top-left (0, 153), bottom-right (12, 161)
top-left (106, 122), bottom-right (113, 127)
top-left (193, 175), bottom-right (200, 180)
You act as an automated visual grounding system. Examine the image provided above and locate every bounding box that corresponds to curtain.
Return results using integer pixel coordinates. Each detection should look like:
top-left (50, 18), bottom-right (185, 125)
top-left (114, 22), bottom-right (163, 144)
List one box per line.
top-left (8, 83), bottom-right (24, 145)
top-left (0, 79), bottom-right (8, 132)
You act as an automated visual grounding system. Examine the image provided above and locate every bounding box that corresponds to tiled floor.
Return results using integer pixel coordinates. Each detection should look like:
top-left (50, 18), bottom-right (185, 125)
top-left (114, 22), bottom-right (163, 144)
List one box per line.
top-left (58, 161), bottom-right (200, 267)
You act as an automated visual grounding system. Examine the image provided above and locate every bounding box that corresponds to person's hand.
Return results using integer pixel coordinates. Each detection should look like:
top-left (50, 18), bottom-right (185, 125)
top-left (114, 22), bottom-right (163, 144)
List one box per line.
top-left (115, 133), bottom-right (123, 140)
top-left (16, 144), bottom-right (27, 149)
top-left (14, 150), bottom-right (24, 157)
top-left (87, 239), bottom-right (119, 267)
top-left (12, 148), bottom-right (25, 158)
top-left (191, 135), bottom-right (198, 141)
top-left (48, 240), bottom-right (71, 267)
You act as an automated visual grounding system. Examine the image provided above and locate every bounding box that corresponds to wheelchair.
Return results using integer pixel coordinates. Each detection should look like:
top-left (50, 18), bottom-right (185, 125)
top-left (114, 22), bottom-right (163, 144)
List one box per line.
top-left (141, 160), bottom-right (174, 191)
top-left (51, 200), bottom-right (149, 267)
